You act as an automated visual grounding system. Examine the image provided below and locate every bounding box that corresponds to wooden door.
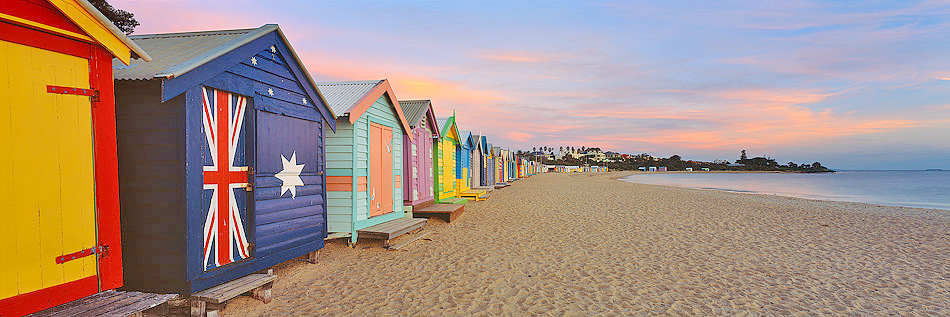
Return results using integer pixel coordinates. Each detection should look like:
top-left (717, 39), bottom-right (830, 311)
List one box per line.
top-left (200, 87), bottom-right (252, 270)
top-left (369, 123), bottom-right (393, 217)
top-left (0, 40), bottom-right (98, 300)
top-left (424, 133), bottom-right (433, 200)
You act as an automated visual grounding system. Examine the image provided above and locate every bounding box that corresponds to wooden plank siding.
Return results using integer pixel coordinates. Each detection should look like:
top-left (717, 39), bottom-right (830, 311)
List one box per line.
top-left (114, 29), bottom-right (329, 294)
top-left (325, 95), bottom-right (405, 243)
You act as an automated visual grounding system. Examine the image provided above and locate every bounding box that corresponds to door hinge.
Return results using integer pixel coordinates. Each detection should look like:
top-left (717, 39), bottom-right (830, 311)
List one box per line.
top-left (47, 85), bottom-right (100, 102)
top-left (246, 167), bottom-right (254, 191)
top-left (56, 245), bottom-right (109, 264)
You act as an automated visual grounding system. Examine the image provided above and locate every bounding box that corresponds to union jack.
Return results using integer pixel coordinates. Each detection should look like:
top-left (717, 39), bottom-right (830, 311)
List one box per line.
top-left (201, 87), bottom-right (251, 269)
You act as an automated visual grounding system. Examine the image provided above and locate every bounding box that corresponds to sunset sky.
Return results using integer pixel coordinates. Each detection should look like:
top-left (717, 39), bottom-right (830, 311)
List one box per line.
top-left (116, 0), bottom-right (950, 169)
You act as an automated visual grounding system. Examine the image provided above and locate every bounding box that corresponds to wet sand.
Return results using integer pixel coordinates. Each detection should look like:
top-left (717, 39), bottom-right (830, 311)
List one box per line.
top-left (222, 172), bottom-right (949, 315)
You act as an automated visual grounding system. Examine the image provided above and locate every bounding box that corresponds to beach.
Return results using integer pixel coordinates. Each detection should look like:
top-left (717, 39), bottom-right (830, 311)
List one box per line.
top-left (222, 172), bottom-right (949, 315)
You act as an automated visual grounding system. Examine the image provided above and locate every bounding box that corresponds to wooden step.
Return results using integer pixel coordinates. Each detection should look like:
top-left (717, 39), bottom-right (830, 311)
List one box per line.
top-left (191, 272), bottom-right (276, 305)
top-left (459, 189), bottom-right (487, 198)
top-left (357, 217), bottom-right (428, 245)
top-left (404, 198), bottom-right (434, 211)
top-left (29, 290), bottom-right (177, 317)
top-left (414, 203), bottom-right (465, 223)
top-left (438, 197), bottom-right (468, 204)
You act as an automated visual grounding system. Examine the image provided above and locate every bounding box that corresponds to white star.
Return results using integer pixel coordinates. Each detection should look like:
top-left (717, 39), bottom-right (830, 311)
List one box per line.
top-left (250, 57), bottom-right (257, 65)
top-left (302, 98), bottom-right (307, 105)
top-left (270, 45), bottom-right (276, 53)
top-left (276, 151), bottom-right (305, 199)
top-left (267, 88), bottom-right (274, 96)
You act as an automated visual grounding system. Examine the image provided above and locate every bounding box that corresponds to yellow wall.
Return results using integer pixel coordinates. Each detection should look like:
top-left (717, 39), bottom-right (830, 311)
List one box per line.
top-left (0, 40), bottom-right (97, 299)
top-left (438, 138), bottom-right (456, 201)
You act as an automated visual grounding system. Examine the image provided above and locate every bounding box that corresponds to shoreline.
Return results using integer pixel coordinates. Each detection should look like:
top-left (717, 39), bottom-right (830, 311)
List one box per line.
top-left (222, 172), bottom-right (949, 315)
top-left (615, 171), bottom-right (950, 211)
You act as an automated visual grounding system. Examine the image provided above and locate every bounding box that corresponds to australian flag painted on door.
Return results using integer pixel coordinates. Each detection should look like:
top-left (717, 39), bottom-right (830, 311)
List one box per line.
top-left (254, 111), bottom-right (326, 258)
top-left (201, 87), bottom-right (252, 270)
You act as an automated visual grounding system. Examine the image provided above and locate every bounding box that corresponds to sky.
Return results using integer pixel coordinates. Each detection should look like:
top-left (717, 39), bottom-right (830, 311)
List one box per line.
top-left (115, 0), bottom-right (950, 169)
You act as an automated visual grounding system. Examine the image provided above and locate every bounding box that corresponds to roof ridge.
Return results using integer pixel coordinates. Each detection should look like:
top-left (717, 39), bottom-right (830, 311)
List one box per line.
top-left (316, 79), bottom-right (385, 85)
top-left (130, 28), bottom-right (256, 40)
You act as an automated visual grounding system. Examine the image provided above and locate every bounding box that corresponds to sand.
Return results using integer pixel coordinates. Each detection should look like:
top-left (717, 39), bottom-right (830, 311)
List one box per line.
top-left (222, 172), bottom-right (949, 315)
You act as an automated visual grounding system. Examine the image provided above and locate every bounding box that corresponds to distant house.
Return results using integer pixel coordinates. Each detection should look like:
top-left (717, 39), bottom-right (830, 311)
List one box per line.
top-left (529, 151), bottom-right (554, 161)
top-left (658, 167), bottom-right (668, 172)
top-left (649, 166), bottom-right (657, 172)
top-left (686, 167), bottom-right (693, 172)
top-left (638, 166), bottom-right (647, 171)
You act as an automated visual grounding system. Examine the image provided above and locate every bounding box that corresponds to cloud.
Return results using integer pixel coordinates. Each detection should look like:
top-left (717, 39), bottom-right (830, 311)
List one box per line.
top-left (477, 50), bottom-right (561, 63)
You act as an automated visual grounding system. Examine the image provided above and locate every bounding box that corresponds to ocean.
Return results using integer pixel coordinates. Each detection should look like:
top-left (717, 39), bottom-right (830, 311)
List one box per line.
top-left (619, 170), bottom-right (950, 210)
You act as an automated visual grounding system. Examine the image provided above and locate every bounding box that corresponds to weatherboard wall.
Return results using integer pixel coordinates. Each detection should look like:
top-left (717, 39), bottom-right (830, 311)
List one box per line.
top-left (0, 1), bottom-right (135, 314)
top-left (326, 94), bottom-right (404, 243)
top-left (435, 121), bottom-right (460, 202)
top-left (114, 31), bottom-right (328, 294)
top-left (457, 137), bottom-right (471, 193)
top-left (403, 113), bottom-right (436, 207)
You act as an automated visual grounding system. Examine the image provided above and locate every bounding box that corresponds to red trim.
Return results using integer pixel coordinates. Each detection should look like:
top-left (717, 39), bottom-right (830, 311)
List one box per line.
top-left (0, 21), bottom-right (89, 58)
top-left (0, 276), bottom-right (98, 316)
top-left (90, 46), bottom-right (124, 291)
top-left (47, 85), bottom-right (98, 97)
top-left (346, 79), bottom-right (414, 141)
top-left (0, 0), bottom-right (86, 35)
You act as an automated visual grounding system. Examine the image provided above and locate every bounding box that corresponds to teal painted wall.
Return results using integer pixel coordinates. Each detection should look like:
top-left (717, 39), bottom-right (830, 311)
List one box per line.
top-left (324, 94), bottom-right (405, 242)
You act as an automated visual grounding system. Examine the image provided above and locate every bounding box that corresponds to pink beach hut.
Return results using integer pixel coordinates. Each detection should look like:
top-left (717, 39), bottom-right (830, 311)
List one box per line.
top-left (398, 100), bottom-right (440, 211)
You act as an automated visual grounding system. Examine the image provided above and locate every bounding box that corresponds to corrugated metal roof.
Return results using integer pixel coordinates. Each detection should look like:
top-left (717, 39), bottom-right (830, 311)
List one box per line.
top-left (436, 117), bottom-right (450, 130)
top-left (398, 99), bottom-right (430, 127)
top-left (315, 80), bottom-right (384, 116)
top-left (114, 27), bottom-right (263, 80)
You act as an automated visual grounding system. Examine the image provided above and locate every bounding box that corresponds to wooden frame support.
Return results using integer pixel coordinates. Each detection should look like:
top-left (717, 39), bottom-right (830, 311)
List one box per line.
top-left (307, 250), bottom-right (320, 264)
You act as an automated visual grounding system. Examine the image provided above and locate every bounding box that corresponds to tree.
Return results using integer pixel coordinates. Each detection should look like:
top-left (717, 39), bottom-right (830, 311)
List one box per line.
top-left (739, 150), bottom-right (748, 161)
top-left (787, 162), bottom-right (798, 168)
top-left (532, 147), bottom-right (536, 153)
top-left (90, 0), bottom-right (139, 34)
top-left (560, 146), bottom-right (564, 153)
top-left (811, 162), bottom-right (823, 169)
top-left (670, 155), bottom-right (682, 161)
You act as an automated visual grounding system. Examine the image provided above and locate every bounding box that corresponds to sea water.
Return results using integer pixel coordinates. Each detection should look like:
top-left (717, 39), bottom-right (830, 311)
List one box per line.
top-left (619, 170), bottom-right (950, 210)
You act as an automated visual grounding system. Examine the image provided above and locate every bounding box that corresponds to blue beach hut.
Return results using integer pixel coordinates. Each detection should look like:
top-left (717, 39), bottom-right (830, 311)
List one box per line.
top-left (112, 24), bottom-right (335, 294)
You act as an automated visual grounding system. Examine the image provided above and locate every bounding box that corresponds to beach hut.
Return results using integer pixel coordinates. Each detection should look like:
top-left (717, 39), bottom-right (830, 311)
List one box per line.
top-left (498, 149), bottom-right (509, 182)
top-left (481, 139), bottom-right (493, 187)
top-left (457, 130), bottom-right (473, 194)
top-left (433, 116), bottom-right (466, 204)
top-left (0, 1), bottom-right (152, 314)
top-left (492, 147), bottom-right (505, 185)
top-left (468, 133), bottom-right (482, 189)
top-left (397, 100), bottom-right (440, 211)
top-left (316, 79), bottom-right (426, 245)
top-left (659, 167), bottom-right (668, 172)
top-left (112, 25), bottom-right (334, 295)
top-left (460, 133), bottom-right (489, 200)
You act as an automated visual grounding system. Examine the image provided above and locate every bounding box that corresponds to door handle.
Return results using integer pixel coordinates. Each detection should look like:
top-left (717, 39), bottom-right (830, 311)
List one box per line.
top-left (371, 188), bottom-right (375, 201)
